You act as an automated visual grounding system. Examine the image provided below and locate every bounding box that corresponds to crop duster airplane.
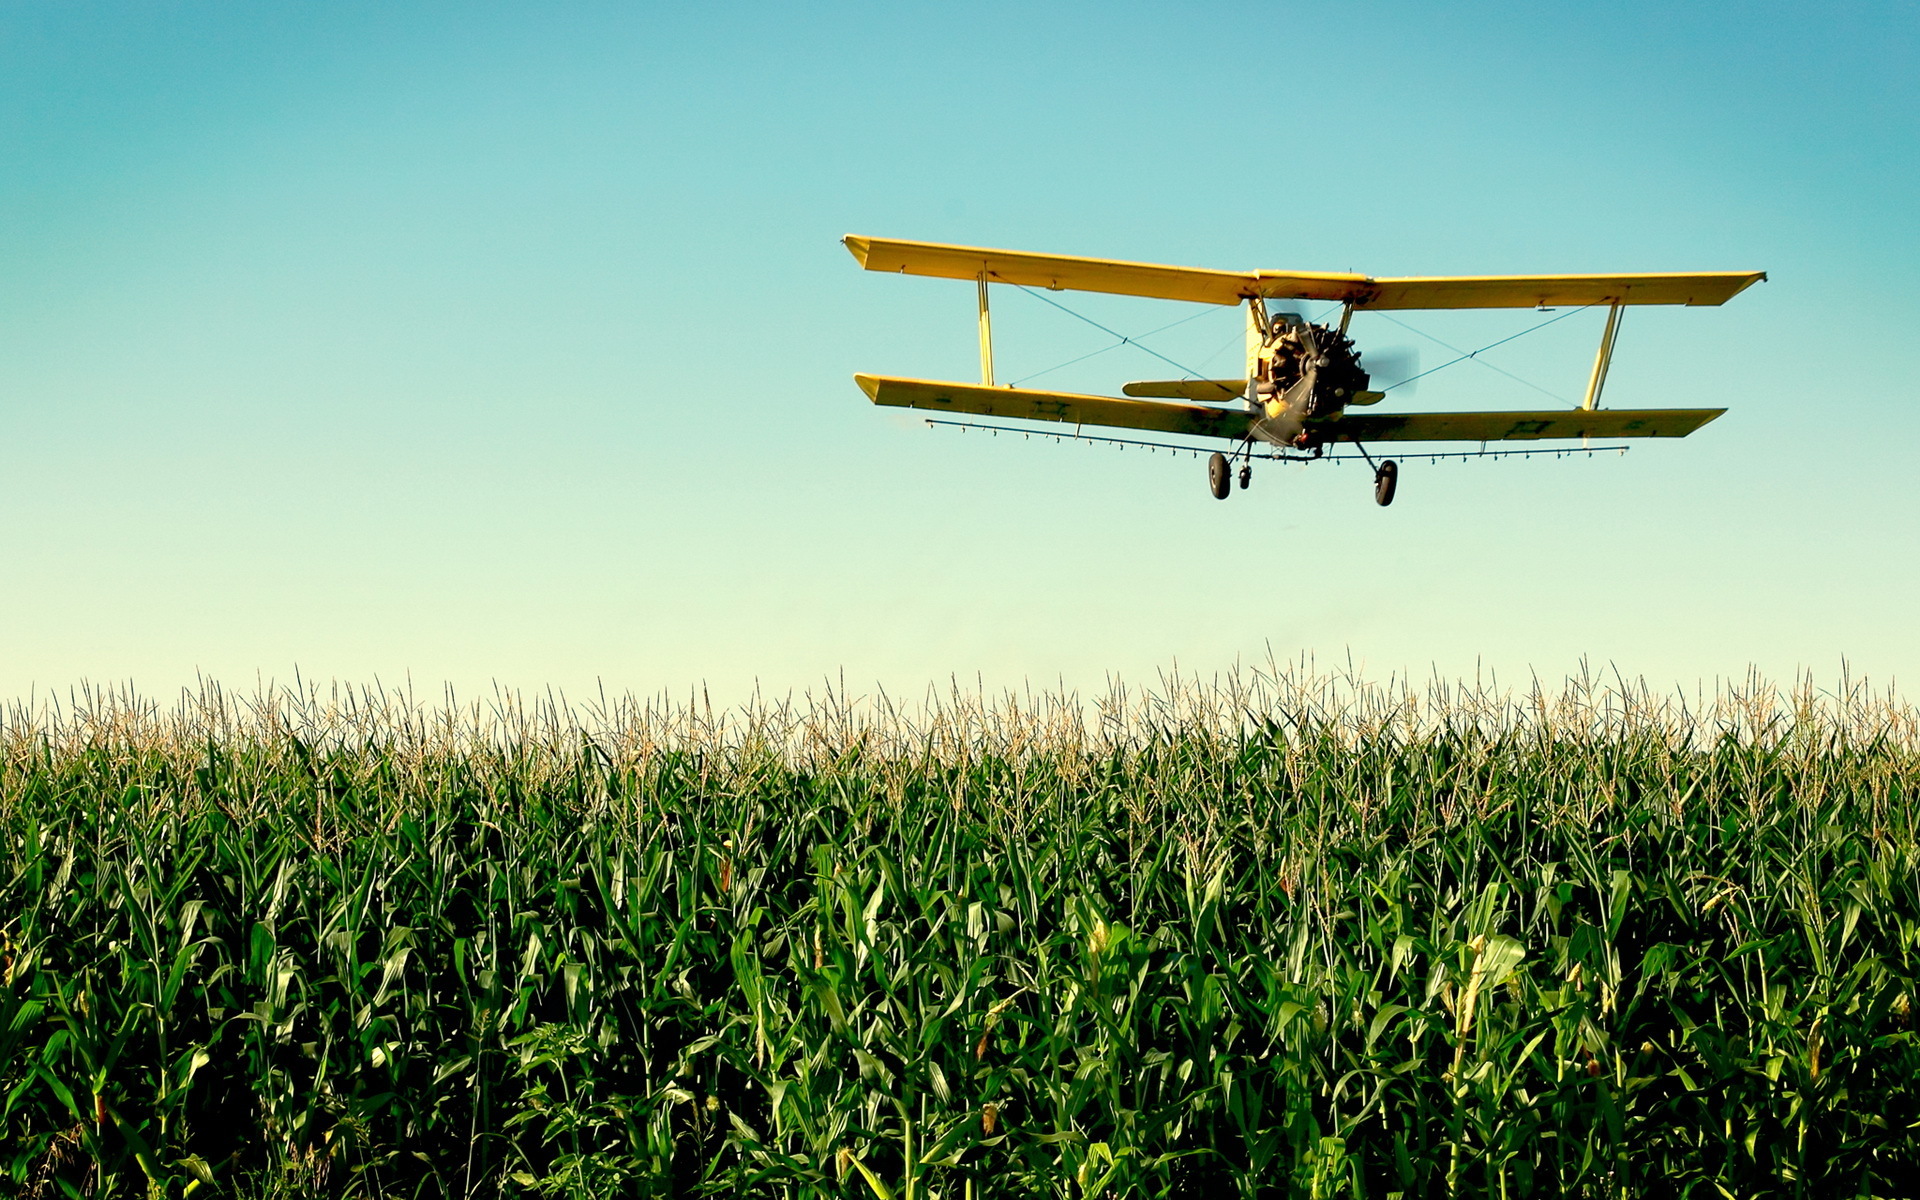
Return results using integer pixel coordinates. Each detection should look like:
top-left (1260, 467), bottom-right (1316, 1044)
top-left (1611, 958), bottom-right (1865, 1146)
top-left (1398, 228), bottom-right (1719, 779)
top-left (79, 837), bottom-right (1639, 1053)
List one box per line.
top-left (845, 236), bottom-right (1764, 505)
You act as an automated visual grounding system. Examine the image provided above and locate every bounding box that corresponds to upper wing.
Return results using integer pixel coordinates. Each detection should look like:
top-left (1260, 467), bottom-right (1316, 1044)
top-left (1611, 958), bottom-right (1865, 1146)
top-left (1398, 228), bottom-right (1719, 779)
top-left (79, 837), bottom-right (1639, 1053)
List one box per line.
top-left (856, 374), bottom-right (1253, 439)
top-left (844, 236), bottom-right (1360, 307)
top-left (846, 235), bottom-right (1764, 309)
top-left (1353, 273), bottom-right (1765, 310)
top-left (1312, 408), bottom-right (1725, 443)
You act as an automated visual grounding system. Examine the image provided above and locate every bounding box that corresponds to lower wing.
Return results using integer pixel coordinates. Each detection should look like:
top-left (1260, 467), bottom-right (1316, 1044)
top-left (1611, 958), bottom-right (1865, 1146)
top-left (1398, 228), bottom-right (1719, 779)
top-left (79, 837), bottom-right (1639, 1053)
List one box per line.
top-left (857, 374), bottom-right (1723, 444)
top-left (856, 374), bottom-right (1254, 440)
top-left (1313, 408), bottom-right (1724, 442)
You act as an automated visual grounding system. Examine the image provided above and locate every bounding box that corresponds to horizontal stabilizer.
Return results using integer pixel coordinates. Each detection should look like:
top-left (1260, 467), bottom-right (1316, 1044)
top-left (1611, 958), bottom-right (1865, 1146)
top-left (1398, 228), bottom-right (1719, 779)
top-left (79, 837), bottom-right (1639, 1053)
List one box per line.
top-left (1314, 407), bottom-right (1725, 443)
top-left (1122, 379), bottom-right (1248, 401)
top-left (855, 374), bottom-right (1253, 439)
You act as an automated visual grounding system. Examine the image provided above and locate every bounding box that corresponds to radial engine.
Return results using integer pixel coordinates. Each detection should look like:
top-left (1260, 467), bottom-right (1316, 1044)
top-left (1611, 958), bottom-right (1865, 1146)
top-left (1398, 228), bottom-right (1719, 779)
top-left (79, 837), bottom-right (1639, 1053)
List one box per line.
top-left (1250, 311), bottom-right (1378, 446)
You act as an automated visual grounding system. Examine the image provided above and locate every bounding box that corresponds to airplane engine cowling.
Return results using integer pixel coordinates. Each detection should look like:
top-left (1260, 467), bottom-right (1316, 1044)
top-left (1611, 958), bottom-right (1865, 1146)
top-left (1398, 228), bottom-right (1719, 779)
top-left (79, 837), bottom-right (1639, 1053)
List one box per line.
top-left (1259, 322), bottom-right (1371, 418)
top-left (1304, 328), bottom-right (1372, 417)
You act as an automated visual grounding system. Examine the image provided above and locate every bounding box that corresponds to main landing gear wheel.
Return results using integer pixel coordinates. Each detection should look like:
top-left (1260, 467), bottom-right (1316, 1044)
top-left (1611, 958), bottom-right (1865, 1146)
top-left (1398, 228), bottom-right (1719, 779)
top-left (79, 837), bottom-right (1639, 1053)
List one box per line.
top-left (1208, 452), bottom-right (1231, 500)
top-left (1238, 464), bottom-right (1252, 490)
top-left (1373, 460), bottom-right (1399, 507)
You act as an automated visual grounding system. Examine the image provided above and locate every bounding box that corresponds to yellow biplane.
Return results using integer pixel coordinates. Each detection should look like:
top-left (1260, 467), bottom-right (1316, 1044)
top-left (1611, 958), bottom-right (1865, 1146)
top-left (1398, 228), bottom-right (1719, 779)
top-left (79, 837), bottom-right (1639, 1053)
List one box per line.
top-left (846, 235), bottom-right (1764, 505)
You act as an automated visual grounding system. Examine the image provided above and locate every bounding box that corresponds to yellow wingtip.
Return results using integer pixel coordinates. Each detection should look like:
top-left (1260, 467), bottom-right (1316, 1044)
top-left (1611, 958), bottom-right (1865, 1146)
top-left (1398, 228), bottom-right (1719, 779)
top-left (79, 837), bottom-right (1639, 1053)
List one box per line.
top-left (853, 373), bottom-right (881, 400)
top-left (842, 235), bottom-right (872, 267)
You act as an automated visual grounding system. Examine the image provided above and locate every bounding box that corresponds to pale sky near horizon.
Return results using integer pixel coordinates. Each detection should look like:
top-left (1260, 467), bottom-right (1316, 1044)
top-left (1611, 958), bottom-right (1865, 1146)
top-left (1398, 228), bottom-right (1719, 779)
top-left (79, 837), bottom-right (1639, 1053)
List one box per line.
top-left (2, 1), bottom-right (1916, 707)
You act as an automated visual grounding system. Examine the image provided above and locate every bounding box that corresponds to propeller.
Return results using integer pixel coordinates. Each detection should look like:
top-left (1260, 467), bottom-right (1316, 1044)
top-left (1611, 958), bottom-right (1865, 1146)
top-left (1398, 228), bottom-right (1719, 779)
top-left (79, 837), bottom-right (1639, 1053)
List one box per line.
top-left (1359, 345), bottom-right (1421, 396)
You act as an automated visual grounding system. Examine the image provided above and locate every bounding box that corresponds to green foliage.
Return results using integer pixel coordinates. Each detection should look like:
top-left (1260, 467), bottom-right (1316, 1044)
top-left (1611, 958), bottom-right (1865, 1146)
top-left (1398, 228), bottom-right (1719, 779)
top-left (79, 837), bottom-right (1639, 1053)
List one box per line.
top-left (1, 667), bottom-right (1918, 1197)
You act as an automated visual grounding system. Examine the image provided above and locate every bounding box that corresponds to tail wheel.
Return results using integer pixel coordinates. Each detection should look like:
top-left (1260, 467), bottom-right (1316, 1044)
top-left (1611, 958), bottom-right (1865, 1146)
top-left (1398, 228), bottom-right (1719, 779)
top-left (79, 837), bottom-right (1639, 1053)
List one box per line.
top-left (1374, 460), bottom-right (1399, 507)
top-left (1207, 452), bottom-right (1231, 500)
top-left (1238, 464), bottom-right (1252, 490)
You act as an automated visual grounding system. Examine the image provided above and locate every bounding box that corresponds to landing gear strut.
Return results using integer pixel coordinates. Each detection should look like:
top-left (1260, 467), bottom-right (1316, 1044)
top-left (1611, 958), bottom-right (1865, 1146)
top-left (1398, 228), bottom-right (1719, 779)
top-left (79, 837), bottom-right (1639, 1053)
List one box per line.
top-left (1373, 460), bottom-right (1398, 507)
top-left (1207, 452), bottom-right (1230, 500)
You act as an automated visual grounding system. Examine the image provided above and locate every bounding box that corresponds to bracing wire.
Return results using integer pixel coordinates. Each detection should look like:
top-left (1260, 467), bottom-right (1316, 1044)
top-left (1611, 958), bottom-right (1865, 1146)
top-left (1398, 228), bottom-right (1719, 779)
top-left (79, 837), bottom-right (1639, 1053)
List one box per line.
top-left (1008, 304), bottom-right (1222, 387)
top-left (1369, 305), bottom-right (1594, 404)
top-left (1190, 324), bottom-right (1253, 377)
top-left (1002, 281), bottom-right (1601, 409)
top-left (1009, 283), bottom-right (1219, 383)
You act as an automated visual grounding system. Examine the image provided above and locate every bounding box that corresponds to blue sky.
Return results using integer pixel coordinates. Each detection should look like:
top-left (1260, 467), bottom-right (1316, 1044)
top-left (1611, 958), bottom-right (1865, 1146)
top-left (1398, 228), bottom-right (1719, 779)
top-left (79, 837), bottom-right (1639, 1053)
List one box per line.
top-left (2, 1), bottom-right (1915, 703)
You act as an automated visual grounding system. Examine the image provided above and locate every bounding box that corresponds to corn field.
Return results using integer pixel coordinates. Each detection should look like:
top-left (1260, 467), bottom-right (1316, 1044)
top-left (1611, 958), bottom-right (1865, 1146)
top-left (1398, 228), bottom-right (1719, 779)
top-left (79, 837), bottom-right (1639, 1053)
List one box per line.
top-left (3, 665), bottom-right (1918, 1198)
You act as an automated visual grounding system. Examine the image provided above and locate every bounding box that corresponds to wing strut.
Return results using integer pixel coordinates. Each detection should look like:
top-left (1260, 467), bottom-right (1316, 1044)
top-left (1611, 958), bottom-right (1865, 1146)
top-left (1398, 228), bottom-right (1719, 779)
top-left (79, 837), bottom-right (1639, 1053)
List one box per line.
top-left (976, 269), bottom-right (995, 386)
top-left (1581, 302), bottom-right (1625, 411)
